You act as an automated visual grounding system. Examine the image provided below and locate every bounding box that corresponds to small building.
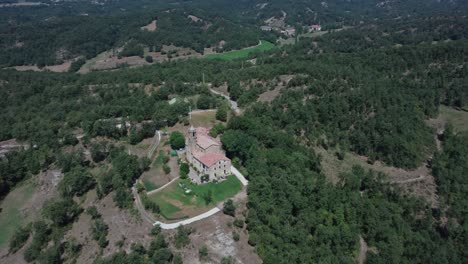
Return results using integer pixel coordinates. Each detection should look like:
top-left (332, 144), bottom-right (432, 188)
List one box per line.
top-left (260, 25), bottom-right (272, 31)
top-left (186, 126), bottom-right (231, 182)
top-left (283, 27), bottom-right (296, 37)
top-left (309, 24), bottom-right (322, 32)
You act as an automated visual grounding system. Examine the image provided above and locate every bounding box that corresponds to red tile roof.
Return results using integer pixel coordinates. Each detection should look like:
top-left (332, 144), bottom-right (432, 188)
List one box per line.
top-left (196, 153), bottom-right (230, 167)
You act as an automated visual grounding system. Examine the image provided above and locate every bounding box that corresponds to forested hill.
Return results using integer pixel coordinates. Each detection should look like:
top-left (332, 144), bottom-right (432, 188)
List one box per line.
top-left (1, 0), bottom-right (467, 67)
top-left (0, 1), bottom-right (468, 263)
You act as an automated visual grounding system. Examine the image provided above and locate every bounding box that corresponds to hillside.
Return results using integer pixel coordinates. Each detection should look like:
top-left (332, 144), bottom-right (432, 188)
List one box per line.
top-left (0, 1), bottom-right (467, 263)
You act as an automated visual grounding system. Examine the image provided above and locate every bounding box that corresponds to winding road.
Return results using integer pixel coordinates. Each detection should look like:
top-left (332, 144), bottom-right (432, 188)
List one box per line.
top-left (209, 88), bottom-right (241, 114)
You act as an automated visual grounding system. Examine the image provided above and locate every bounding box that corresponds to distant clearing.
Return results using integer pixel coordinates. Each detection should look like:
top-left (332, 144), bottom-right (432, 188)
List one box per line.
top-left (205, 40), bottom-right (274, 60)
top-left (439, 105), bottom-right (468, 132)
top-left (190, 110), bottom-right (217, 128)
top-left (9, 60), bottom-right (72, 73)
top-left (317, 147), bottom-right (438, 206)
top-left (141, 19), bottom-right (157, 31)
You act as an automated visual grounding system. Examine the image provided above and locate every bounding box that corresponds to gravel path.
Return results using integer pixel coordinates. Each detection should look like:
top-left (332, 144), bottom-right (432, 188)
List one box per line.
top-left (209, 88), bottom-right (241, 114)
top-left (154, 207), bottom-right (222, 229)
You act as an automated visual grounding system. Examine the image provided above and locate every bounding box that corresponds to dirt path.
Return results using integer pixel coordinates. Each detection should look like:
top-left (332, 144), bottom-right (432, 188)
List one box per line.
top-left (146, 176), bottom-right (180, 196)
top-left (391, 174), bottom-right (426, 184)
top-left (358, 236), bottom-right (368, 264)
top-left (132, 186), bottom-right (157, 224)
top-left (147, 130), bottom-right (161, 159)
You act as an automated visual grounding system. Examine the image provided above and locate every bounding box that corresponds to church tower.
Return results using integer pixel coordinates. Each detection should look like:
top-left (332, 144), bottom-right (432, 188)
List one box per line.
top-left (186, 125), bottom-right (196, 163)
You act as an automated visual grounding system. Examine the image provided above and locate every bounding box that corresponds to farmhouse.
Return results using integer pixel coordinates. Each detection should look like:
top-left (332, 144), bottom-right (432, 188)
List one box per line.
top-left (309, 24), bottom-right (322, 32)
top-left (260, 25), bottom-right (272, 31)
top-left (186, 126), bottom-right (231, 182)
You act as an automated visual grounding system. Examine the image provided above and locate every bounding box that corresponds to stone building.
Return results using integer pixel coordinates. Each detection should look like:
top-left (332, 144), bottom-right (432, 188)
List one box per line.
top-left (186, 126), bottom-right (231, 182)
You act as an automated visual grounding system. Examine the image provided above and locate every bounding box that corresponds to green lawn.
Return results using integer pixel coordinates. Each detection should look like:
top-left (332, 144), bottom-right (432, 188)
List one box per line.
top-left (205, 40), bottom-right (275, 60)
top-left (440, 105), bottom-right (468, 132)
top-left (149, 175), bottom-right (242, 219)
top-left (191, 111), bottom-right (217, 128)
top-left (0, 181), bottom-right (36, 247)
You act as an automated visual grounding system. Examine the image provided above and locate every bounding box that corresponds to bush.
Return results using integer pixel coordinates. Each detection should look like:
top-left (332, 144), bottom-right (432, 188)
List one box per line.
top-left (232, 232), bottom-right (240, 241)
top-left (209, 123), bottom-right (226, 138)
top-left (145, 55), bottom-right (153, 63)
top-left (174, 226), bottom-right (192, 249)
top-left (68, 58), bottom-right (86, 72)
top-left (163, 164), bottom-right (171, 174)
top-left (9, 225), bottom-right (31, 253)
top-left (199, 245), bottom-right (208, 259)
top-left (151, 225), bottom-right (162, 236)
top-left (221, 256), bottom-right (234, 264)
top-left (202, 190), bottom-right (213, 205)
top-left (91, 218), bottom-right (109, 248)
top-left (233, 218), bottom-right (244, 228)
top-left (86, 206), bottom-right (101, 219)
top-left (223, 199), bottom-right (236, 216)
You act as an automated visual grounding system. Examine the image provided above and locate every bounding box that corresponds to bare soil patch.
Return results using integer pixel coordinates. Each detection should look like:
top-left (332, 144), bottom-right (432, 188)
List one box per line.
top-left (81, 45), bottom-right (201, 72)
top-left (141, 19), bottom-right (157, 31)
top-left (11, 60), bottom-right (73, 73)
top-left (66, 191), bottom-right (153, 263)
top-left (188, 15), bottom-right (202, 22)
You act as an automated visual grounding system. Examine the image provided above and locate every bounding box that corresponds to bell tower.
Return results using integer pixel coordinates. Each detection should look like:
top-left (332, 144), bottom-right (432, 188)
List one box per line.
top-left (186, 106), bottom-right (196, 163)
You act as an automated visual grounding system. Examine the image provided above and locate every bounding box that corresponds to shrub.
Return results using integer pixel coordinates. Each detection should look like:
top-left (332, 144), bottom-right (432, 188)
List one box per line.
top-left (163, 164), bottom-right (171, 174)
top-left (174, 226), bottom-right (192, 248)
top-left (145, 55), bottom-right (153, 63)
top-left (199, 245), bottom-right (208, 259)
top-left (232, 232), bottom-right (240, 241)
top-left (216, 105), bottom-right (228, 121)
top-left (86, 206), bottom-right (101, 219)
top-left (9, 225), bottom-right (31, 253)
top-left (233, 218), bottom-right (244, 228)
top-left (223, 199), bottom-right (236, 216)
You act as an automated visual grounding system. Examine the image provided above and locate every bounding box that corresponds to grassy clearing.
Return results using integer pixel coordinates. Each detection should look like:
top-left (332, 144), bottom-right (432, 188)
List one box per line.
top-left (205, 40), bottom-right (274, 60)
top-left (439, 105), bottom-right (468, 132)
top-left (191, 111), bottom-right (217, 128)
top-left (153, 150), bottom-right (167, 169)
top-left (0, 180), bottom-right (36, 247)
top-left (149, 175), bottom-right (242, 219)
top-left (142, 179), bottom-right (158, 192)
top-left (79, 50), bottom-right (114, 72)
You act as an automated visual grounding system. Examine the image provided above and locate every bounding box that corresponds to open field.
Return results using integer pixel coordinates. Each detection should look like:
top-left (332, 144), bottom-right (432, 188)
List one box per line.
top-left (191, 110), bottom-right (217, 128)
top-left (439, 105), bottom-right (468, 132)
top-left (317, 147), bottom-right (438, 206)
top-left (149, 176), bottom-right (242, 219)
top-left (0, 181), bottom-right (35, 247)
top-left (205, 40), bottom-right (274, 60)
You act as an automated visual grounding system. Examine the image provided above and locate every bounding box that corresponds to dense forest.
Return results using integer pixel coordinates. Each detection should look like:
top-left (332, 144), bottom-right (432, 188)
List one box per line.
top-left (0, 0), bottom-right (467, 263)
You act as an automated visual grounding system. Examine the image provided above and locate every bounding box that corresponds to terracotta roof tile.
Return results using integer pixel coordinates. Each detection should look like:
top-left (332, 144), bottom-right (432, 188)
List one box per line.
top-left (196, 153), bottom-right (230, 167)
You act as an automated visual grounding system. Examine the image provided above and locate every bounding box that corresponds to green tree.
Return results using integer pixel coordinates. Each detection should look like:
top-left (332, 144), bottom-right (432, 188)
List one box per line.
top-left (179, 163), bottom-right (189, 179)
top-left (216, 105), bottom-right (228, 121)
top-left (169, 131), bottom-right (186, 150)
